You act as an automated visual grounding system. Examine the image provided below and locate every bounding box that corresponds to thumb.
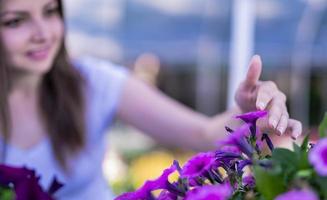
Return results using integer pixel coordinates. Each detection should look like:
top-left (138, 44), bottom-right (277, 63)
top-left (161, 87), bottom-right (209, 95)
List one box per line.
top-left (244, 55), bottom-right (262, 87)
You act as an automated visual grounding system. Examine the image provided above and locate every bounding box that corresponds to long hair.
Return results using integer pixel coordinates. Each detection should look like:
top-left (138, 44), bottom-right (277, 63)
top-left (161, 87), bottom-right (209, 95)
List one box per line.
top-left (0, 0), bottom-right (86, 171)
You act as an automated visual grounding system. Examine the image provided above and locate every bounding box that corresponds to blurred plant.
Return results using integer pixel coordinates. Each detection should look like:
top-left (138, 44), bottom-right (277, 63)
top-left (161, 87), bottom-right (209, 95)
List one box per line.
top-left (115, 111), bottom-right (327, 200)
top-left (108, 147), bottom-right (193, 196)
top-left (129, 151), bottom-right (178, 189)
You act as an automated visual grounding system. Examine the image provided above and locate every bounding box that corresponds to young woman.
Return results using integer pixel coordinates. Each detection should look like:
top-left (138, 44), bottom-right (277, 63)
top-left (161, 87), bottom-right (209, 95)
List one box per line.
top-left (0, 0), bottom-right (302, 199)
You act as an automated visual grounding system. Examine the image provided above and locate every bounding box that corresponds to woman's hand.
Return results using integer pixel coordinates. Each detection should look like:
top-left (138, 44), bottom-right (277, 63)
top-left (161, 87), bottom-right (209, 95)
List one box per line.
top-left (235, 55), bottom-right (302, 139)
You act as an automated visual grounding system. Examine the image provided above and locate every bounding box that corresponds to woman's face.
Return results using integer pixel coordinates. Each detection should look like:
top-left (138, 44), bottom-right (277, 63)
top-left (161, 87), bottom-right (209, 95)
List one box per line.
top-left (0, 0), bottom-right (63, 75)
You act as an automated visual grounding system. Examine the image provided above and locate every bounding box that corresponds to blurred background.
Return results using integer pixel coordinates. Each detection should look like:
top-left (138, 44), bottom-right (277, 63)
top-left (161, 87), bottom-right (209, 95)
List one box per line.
top-left (63, 0), bottom-right (327, 195)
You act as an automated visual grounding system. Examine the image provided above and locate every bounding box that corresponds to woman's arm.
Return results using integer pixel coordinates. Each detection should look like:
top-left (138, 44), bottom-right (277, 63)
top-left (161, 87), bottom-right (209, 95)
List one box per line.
top-left (117, 74), bottom-right (243, 151)
top-left (116, 56), bottom-right (302, 151)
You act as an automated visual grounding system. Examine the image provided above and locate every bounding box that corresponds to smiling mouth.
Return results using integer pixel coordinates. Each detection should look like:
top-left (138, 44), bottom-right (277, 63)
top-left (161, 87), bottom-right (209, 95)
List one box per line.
top-left (26, 47), bottom-right (51, 61)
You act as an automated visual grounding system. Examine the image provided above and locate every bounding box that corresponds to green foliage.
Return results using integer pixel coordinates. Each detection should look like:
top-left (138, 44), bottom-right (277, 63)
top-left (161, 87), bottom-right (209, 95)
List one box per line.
top-left (272, 148), bottom-right (298, 170)
top-left (314, 175), bottom-right (327, 199)
top-left (319, 112), bottom-right (327, 138)
top-left (229, 190), bottom-right (244, 200)
top-left (254, 135), bottom-right (313, 200)
top-left (0, 187), bottom-right (15, 200)
top-left (293, 137), bottom-right (310, 170)
top-left (254, 165), bottom-right (285, 200)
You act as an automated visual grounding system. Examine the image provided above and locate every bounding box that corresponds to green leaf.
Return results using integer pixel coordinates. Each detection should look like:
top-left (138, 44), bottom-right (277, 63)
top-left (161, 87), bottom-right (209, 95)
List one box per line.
top-left (298, 150), bottom-right (310, 170)
top-left (291, 142), bottom-right (310, 170)
top-left (295, 169), bottom-right (313, 179)
top-left (293, 143), bottom-right (301, 155)
top-left (254, 165), bottom-right (286, 200)
top-left (0, 187), bottom-right (15, 200)
top-left (272, 148), bottom-right (298, 170)
top-left (319, 112), bottom-right (327, 138)
top-left (315, 176), bottom-right (327, 199)
top-left (298, 135), bottom-right (311, 169)
top-left (230, 190), bottom-right (244, 200)
top-left (271, 148), bottom-right (301, 184)
top-left (300, 135), bottom-right (309, 151)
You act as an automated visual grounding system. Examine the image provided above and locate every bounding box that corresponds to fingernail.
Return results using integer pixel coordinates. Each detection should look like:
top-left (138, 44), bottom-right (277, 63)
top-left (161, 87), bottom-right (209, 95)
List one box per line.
top-left (276, 130), bottom-right (282, 136)
top-left (277, 127), bottom-right (283, 135)
top-left (257, 102), bottom-right (265, 110)
top-left (253, 55), bottom-right (260, 60)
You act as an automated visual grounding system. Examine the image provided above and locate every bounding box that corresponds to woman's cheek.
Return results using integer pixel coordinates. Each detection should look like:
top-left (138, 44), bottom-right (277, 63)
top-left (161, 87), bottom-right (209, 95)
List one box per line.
top-left (1, 27), bottom-right (30, 52)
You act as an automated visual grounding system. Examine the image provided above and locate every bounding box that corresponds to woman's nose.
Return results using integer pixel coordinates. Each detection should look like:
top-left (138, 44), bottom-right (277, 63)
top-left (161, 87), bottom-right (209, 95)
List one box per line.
top-left (30, 19), bottom-right (50, 43)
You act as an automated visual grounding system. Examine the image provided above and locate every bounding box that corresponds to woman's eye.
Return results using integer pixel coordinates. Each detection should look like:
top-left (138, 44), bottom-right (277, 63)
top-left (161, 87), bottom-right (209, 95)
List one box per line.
top-left (44, 6), bottom-right (60, 17)
top-left (2, 18), bottom-right (23, 28)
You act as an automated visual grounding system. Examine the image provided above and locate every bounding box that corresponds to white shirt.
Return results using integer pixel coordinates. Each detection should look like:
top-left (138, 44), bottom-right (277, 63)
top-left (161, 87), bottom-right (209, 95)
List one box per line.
top-left (4, 57), bottom-right (129, 200)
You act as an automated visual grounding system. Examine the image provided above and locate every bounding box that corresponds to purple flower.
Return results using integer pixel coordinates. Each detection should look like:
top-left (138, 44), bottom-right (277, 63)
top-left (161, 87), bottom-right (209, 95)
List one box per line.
top-left (235, 110), bottom-right (267, 125)
top-left (225, 126), bottom-right (234, 133)
top-left (236, 110), bottom-right (267, 137)
top-left (173, 160), bottom-right (182, 175)
top-left (215, 146), bottom-right (242, 174)
top-left (215, 150), bottom-right (242, 171)
top-left (218, 124), bottom-right (254, 158)
top-left (181, 152), bottom-right (216, 186)
top-left (0, 165), bottom-right (55, 200)
top-left (0, 165), bottom-right (35, 185)
top-left (309, 138), bottom-right (327, 176)
top-left (275, 189), bottom-right (318, 200)
top-left (15, 178), bottom-right (52, 200)
top-left (47, 177), bottom-right (64, 195)
top-left (261, 133), bottom-right (274, 151)
top-left (220, 146), bottom-right (241, 154)
top-left (115, 163), bottom-right (177, 200)
top-left (184, 183), bottom-right (232, 200)
top-left (157, 190), bottom-right (177, 200)
top-left (216, 151), bottom-right (242, 162)
top-left (237, 160), bottom-right (252, 175)
top-left (242, 175), bottom-right (255, 188)
top-left (256, 139), bottom-right (264, 151)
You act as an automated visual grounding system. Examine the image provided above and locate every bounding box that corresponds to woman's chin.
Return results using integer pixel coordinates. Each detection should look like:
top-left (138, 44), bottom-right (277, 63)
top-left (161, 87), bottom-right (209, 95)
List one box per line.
top-left (12, 61), bottom-right (54, 76)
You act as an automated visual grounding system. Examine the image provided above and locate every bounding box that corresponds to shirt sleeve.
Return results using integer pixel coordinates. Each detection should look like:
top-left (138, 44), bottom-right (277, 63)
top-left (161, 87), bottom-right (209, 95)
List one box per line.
top-left (73, 56), bottom-right (130, 139)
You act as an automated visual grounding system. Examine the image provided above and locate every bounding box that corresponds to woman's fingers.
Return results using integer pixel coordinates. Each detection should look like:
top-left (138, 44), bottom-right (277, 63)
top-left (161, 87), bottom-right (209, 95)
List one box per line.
top-left (235, 56), bottom-right (302, 139)
top-left (267, 100), bottom-right (284, 129)
top-left (276, 111), bottom-right (289, 135)
top-left (244, 55), bottom-right (262, 88)
top-left (258, 117), bottom-right (302, 139)
top-left (284, 119), bottom-right (303, 139)
top-left (255, 81), bottom-right (280, 110)
top-left (255, 81), bottom-right (291, 135)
